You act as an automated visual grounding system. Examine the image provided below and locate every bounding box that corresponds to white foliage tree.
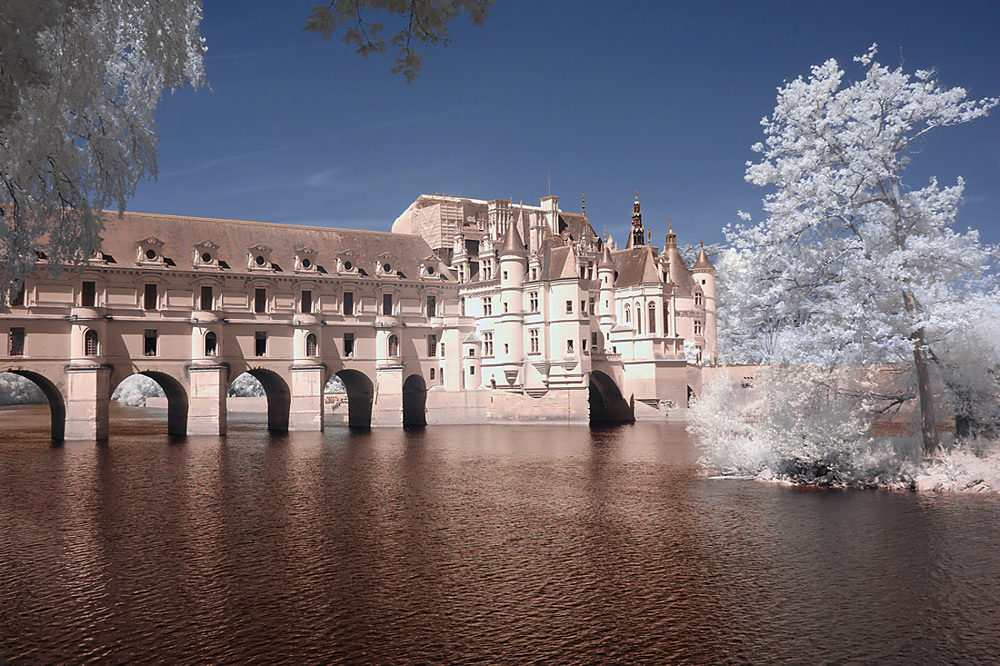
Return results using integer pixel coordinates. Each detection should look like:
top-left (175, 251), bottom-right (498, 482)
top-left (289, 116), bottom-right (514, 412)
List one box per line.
top-left (0, 0), bottom-right (206, 306)
top-left (724, 45), bottom-right (998, 455)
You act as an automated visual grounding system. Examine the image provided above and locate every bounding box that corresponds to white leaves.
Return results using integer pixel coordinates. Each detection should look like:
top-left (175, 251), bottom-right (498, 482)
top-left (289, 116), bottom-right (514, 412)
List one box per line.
top-left (725, 44), bottom-right (997, 367)
top-left (0, 0), bottom-right (205, 305)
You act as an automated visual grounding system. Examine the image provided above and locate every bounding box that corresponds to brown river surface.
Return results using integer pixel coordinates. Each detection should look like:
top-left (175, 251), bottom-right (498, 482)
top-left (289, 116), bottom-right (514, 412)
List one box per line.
top-left (2, 403), bottom-right (1000, 664)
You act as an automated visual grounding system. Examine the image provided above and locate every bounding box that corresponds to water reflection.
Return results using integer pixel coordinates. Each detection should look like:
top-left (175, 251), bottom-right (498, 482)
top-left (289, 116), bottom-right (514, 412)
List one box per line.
top-left (2, 407), bottom-right (1000, 663)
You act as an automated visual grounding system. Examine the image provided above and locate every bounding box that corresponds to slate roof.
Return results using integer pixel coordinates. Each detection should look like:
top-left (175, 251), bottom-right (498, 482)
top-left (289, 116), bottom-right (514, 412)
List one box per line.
top-left (96, 212), bottom-right (452, 281)
top-left (611, 246), bottom-right (661, 288)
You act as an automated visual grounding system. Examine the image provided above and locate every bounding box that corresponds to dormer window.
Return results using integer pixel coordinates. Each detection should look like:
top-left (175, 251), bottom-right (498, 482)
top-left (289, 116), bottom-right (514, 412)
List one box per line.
top-left (418, 257), bottom-right (439, 279)
top-left (193, 240), bottom-right (220, 268)
top-left (247, 243), bottom-right (273, 271)
top-left (295, 245), bottom-right (319, 273)
top-left (376, 252), bottom-right (398, 277)
top-left (136, 237), bottom-right (165, 265)
top-left (337, 250), bottom-right (358, 274)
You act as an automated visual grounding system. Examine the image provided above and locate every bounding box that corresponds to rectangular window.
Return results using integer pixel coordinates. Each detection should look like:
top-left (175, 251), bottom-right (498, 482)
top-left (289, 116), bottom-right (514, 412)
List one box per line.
top-left (344, 332), bottom-right (355, 357)
top-left (470, 365), bottom-right (475, 375)
top-left (582, 338), bottom-right (588, 353)
top-left (426, 295), bottom-right (436, 317)
top-left (301, 290), bottom-right (312, 314)
top-left (503, 271), bottom-right (508, 281)
top-left (200, 285), bottom-right (213, 311)
top-left (503, 302), bottom-right (509, 313)
top-left (427, 334), bottom-right (437, 357)
top-left (143, 283), bottom-right (157, 310)
top-left (382, 293), bottom-right (393, 316)
top-left (529, 291), bottom-right (538, 312)
top-left (566, 300), bottom-right (573, 314)
top-left (589, 298), bottom-right (595, 315)
top-left (255, 331), bottom-right (267, 357)
top-left (439, 343), bottom-right (444, 357)
top-left (695, 320), bottom-right (703, 336)
top-left (467, 347), bottom-right (476, 357)
top-left (144, 329), bottom-right (157, 356)
top-left (10, 284), bottom-right (24, 307)
top-left (581, 300), bottom-right (586, 314)
top-left (529, 329), bottom-right (539, 354)
top-left (254, 288), bottom-right (267, 313)
top-left (567, 339), bottom-right (574, 354)
top-left (9, 327), bottom-right (25, 356)
top-left (483, 297), bottom-right (492, 317)
top-left (592, 332), bottom-right (598, 347)
top-left (82, 281), bottom-right (96, 307)
top-left (483, 332), bottom-right (494, 356)
top-left (343, 291), bottom-right (354, 316)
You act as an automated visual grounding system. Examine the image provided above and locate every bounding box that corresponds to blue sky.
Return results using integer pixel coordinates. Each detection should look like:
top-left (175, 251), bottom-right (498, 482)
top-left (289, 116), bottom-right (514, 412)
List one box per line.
top-left (130, 0), bottom-right (1000, 250)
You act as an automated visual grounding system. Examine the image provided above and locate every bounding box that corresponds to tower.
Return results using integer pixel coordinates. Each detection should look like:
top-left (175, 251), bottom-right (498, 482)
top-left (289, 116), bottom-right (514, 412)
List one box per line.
top-left (691, 241), bottom-right (717, 364)
top-left (597, 243), bottom-right (616, 350)
top-left (496, 209), bottom-right (528, 389)
top-left (630, 191), bottom-right (645, 247)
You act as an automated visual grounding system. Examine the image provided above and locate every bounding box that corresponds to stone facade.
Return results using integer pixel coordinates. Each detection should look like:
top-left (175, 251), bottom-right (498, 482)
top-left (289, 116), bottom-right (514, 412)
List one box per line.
top-left (1, 193), bottom-right (716, 440)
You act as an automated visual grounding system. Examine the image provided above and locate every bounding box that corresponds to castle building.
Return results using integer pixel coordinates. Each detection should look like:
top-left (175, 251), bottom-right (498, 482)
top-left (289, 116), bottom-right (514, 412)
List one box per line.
top-left (1, 192), bottom-right (716, 440)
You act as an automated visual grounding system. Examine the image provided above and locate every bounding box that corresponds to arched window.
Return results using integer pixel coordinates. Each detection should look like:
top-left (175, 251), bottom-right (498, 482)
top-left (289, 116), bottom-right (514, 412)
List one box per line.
top-left (429, 367), bottom-right (436, 381)
top-left (624, 304), bottom-right (631, 324)
top-left (648, 302), bottom-right (657, 334)
top-left (306, 333), bottom-right (318, 356)
top-left (635, 302), bottom-right (642, 335)
top-left (204, 331), bottom-right (218, 356)
top-left (388, 334), bottom-right (399, 357)
top-left (663, 300), bottom-right (670, 336)
top-left (84, 329), bottom-right (99, 356)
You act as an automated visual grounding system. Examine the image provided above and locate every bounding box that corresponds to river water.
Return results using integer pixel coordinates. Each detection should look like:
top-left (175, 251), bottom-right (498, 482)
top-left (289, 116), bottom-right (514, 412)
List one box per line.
top-left (2, 404), bottom-right (1000, 664)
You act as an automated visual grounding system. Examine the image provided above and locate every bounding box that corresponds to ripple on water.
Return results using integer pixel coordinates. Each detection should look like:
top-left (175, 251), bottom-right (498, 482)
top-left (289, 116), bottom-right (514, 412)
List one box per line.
top-left (2, 410), bottom-right (1000, 663)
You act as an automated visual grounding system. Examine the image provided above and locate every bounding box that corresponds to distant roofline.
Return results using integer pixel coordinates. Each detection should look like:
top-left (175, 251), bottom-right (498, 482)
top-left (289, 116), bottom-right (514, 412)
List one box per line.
top-left (109, 210), bottom-right (402, 236)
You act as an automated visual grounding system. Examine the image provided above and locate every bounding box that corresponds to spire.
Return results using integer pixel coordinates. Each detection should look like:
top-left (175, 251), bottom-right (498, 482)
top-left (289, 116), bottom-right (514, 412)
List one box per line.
top-left (599, 242), bottom-right (615, 268)
top-left (630, 190), bottom-right (645, 247)
top-left (693, 240), bottom-right (714, 271)
top-left (664, 216), bottom-right (677, 248)
top-left (500, 206), bottom-right (527, 257)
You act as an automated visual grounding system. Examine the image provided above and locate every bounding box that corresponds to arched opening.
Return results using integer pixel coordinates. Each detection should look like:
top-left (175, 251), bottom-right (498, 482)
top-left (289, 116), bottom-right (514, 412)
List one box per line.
top-left (112, 372), bottom-right (188, 436)
top-left (0, 370), bottom-right (66, 442)
top-left (305, 333), bottom-right (318, 357)
top-left (333, 369), bottom-right (374, 430)
top-left (204, 331), bottom-right (218, 356)
top-left (84, 329), bottom-right (99, 356)
top-left (229, 370), bottom-right (290, 433)
top-left (588, 371), bottom-right (634, 426)
top-left (387, 334), bottom-right (399, 357)
top-left (402, 374), bottom-right (427, 428)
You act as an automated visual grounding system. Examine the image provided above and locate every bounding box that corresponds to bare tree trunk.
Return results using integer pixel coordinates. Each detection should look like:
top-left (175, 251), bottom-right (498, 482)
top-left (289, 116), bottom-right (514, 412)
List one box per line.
top-left (903, 291), bottom-right (940, 457)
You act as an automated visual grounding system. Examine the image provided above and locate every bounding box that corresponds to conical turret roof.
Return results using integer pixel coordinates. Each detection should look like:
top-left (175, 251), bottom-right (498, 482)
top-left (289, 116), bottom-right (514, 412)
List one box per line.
top-left (599, 243), bottom-right (615, 269)
top-left (500, 210), bottom-right (527, 257)
top-left (693, 241), bottom-right (714, 272)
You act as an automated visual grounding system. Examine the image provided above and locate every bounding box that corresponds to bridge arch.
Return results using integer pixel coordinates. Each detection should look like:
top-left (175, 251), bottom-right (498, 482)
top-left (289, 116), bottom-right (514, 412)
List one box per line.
top-left (588, 370), bottom-right (634, 425)
top-left (334, 369), bottom-right (374, 430)
top-left (234, 369), bottom-right (290, 433)
top-left (0, 369), bottom-right (67, 442)
top-left (402, 373), bottom-right (427, 428)
top-left (112, 371), bottom-right (189, 436)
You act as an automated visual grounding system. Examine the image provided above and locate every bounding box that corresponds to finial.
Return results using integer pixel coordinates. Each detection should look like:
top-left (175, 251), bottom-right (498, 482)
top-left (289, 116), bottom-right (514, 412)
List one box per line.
top-left (669, 217), bottom-right (673, 234)
top-left (700, 238), bottom-right (704, 248)
top-left (647, 229), bottom-right (652, 244)
top-left (634, 189), bottom-right (639, 202)
top-left (603, 225), bottom-right (607, 242)
top-left (582, 193), bottom-right (586, 215)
